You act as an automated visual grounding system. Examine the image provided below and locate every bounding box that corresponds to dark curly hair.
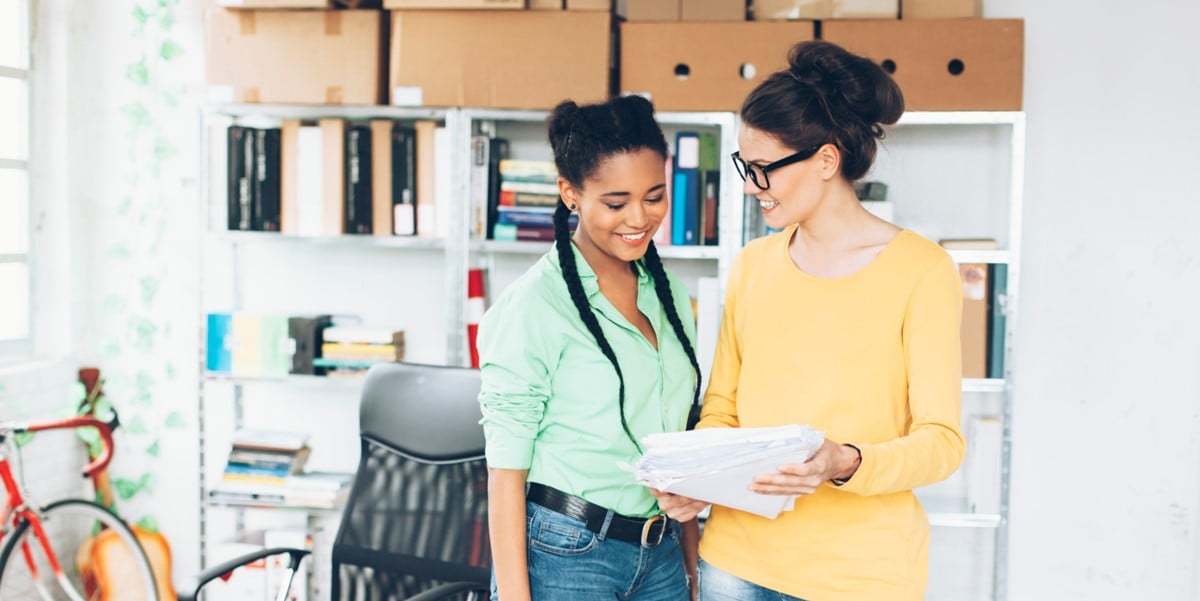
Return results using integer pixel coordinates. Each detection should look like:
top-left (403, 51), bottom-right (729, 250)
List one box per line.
top-left (741, 40), bottom-right (905, 181)
top-left (546, 95), bottom-right (702, 448)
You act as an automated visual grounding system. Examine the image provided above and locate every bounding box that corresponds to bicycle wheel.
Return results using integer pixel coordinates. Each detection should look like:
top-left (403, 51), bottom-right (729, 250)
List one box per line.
top-left (0, 498), bottom-right (158, 601)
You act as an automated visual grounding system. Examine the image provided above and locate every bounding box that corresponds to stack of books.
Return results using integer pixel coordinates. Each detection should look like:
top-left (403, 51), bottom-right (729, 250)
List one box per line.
top-left (210, 430), bottom-right (352, 510)
top-left (313, 325), bottom-right (405, 375)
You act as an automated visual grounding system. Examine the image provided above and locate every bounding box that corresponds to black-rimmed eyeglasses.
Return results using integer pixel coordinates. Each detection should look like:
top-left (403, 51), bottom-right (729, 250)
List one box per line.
top-left (730, 145), bottom-right (823, 191)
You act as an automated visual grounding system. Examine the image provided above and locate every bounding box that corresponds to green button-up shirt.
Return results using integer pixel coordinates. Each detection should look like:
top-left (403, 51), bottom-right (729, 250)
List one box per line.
top-left (477, 244), bottom-right (697, 518)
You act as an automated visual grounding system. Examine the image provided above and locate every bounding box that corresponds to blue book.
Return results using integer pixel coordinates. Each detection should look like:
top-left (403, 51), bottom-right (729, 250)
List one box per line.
top-left (986, 263), bottom-right (1008, 379)
top-left (672, 132), bottom-right (700, 246)
top-left (206, 313), bottom-right (232, 373)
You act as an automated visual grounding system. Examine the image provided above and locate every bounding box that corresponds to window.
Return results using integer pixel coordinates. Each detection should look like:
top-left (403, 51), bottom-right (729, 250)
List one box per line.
top-left (0, 0), bottom-right (31, 356)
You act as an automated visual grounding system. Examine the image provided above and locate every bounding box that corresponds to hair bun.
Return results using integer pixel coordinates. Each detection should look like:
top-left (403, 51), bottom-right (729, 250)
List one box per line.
top-left (547, 100), bottom-right (581, 158)
top-left (787, 41), bottom-right (904, 128)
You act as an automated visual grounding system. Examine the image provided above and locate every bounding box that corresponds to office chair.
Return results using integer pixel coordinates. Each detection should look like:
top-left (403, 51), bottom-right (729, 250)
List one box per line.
top-left (178, 362), bottom-right (491, 601)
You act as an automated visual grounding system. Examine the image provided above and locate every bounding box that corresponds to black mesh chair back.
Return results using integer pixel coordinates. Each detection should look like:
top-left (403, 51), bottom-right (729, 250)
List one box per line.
top-left (331, 362), bottom-right (490, 601)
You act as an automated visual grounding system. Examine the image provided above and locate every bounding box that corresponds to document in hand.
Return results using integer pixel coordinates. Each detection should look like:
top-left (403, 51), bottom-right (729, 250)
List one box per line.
top-left (628, 425), bottom-right (825, 519)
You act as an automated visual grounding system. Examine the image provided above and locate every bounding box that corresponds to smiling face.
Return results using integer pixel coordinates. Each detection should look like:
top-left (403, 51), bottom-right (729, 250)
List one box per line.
top-left (736, 125), bottom-right (837, 230)
top-left (559, 147), bottom-right (669, 268)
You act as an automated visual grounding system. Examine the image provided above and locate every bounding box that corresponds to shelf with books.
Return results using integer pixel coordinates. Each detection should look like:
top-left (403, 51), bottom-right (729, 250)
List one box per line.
top-left (469, 239), bottom-right (723, 261)
top-left (207, 103), bottom-right (449, 123)
top-left (203, 372), bottom-right (366, 390)
top-left (208, 229), bottom-right (447, 251)
top-left (204, 498), bottom-right (345, 516)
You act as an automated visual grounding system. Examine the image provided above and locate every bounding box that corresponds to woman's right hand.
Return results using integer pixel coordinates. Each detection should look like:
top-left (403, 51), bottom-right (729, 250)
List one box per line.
top-left (649, 488), bottom-right (709, 522)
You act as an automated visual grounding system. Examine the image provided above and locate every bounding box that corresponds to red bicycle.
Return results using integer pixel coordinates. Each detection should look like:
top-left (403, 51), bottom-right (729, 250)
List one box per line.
top-left (0, 411), bottom-right (158, 600)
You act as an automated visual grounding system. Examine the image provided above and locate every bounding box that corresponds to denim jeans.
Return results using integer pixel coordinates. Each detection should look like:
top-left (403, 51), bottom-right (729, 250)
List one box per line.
top-left (491, 501), bottom-right (690, 601)
top-left (697, 558), bottom-right (808, 601)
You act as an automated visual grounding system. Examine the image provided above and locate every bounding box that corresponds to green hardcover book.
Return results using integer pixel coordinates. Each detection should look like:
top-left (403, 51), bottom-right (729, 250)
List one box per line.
top-left (986, 263), bottom-right (1008, 379)
top-left (259, 315), bottom-right (291, 378)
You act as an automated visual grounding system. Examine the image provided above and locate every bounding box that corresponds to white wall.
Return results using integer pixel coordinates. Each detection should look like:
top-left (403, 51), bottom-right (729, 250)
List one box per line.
top-left (985, 1), bottom-right (1200, 598)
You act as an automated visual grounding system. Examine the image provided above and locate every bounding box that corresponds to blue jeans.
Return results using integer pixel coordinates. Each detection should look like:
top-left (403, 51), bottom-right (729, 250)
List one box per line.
top-left (491, 501), bottom-right (690, 600)
top-left (698, 558), bottom-right (807, 601)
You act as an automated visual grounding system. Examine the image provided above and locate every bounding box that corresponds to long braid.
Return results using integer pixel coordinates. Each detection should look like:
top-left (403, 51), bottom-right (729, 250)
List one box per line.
top-left (552, 200), bottom-right (641, 451)
top-left (643, 242), bottom-right (703, 429)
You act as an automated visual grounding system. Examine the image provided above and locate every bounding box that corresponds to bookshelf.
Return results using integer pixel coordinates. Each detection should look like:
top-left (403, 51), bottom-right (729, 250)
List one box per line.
top-left (197, 105), bottom-right (1023, 601)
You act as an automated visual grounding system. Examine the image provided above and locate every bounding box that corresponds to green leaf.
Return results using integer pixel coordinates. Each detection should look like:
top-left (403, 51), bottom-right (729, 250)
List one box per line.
top-left (107, 242), bottom-right (132, 260)
top-left (114, 478), bottom-right (141, 500)
top-left (132, 5), bottom-right (149, 24)
top-left (159, 13), bottom-right (176, 31)
top-left (126, 61), bottom-right (149, 86)
top-left (145, 440), bottom-right (160, 457)
top-left (160, 39), bottom-right (183, 61)
top-left (98, 338), bottom-right (122, 359)
top-left (69, 381), bottom-right (88, 407)
top-left (162, 90), bottom-right (180, 109)
top-left (13, 431), bottom-right (35, 447)
top-left (121, 103), bottom-right (150, 129)
top-left (127, 316), bottom-right (158, 352)
top-left (117, 195), bottom-right (133, 216)
top-left (136, 515), bottom-right (160, 534)
top-left (126, 414), bottom-right (150, 435)
top-left (139, 472), bottom-right (157, 493)
top-left (102, 294), bottom-right (127, 317)
top-left (154, 137), bottom-right (178, 161)
top-left (164, 411), bottom-right (186, 429)
top-left (140, 277), bottom-right (160, 307)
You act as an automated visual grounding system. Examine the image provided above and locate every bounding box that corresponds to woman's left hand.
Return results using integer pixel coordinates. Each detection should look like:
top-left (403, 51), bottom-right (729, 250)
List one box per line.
top-left (750, 438), bottom-right (860, 496)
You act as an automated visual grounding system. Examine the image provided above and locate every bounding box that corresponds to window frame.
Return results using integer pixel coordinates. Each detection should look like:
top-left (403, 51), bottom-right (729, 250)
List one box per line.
top-left (0, 0), bottom-right (33, 360)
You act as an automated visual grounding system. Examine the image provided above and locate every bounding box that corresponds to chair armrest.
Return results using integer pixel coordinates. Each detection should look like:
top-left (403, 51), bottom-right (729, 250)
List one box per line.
top-left (176, 547), bottom-right (311, 601)
top-left (403, 580), bottom-right (490, 601)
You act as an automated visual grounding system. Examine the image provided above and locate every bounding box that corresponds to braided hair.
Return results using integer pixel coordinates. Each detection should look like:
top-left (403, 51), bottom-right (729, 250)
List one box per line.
top-left (547, 96), bottom-right (703, 449)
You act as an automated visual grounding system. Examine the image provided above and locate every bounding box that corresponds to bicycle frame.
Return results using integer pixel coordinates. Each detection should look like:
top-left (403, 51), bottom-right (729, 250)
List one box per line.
top-left (0, 414), bottom-right (117, 601)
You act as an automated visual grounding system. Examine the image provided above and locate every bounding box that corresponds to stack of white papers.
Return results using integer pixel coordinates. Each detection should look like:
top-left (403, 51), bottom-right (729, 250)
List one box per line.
top-left (628, 425), bottom-right (825, 519)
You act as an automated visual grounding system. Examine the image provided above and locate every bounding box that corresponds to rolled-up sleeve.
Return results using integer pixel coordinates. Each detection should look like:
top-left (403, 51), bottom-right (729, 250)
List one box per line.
top-left (477, 288), bottom-right (555, 470)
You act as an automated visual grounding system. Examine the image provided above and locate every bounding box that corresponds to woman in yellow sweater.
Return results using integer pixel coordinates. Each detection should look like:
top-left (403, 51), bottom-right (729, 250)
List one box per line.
top-left (653, 41), bottom-right (967, 600)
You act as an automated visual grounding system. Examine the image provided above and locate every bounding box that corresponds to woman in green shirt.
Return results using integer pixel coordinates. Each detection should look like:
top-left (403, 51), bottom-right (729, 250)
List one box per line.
top-left (478, 95), bottom-right (701, 601)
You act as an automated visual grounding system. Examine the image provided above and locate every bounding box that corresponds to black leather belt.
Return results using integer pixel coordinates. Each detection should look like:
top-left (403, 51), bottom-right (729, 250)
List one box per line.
top-left (527, 483), bottom-right (670, 548)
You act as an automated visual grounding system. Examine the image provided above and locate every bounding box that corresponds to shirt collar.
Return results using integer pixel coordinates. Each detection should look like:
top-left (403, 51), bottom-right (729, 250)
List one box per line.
top-left (545, 240), bottom-right (652, 298)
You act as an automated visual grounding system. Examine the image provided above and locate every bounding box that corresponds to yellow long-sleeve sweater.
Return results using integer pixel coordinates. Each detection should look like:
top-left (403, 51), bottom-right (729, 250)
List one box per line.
top-left (698, 226), bottom-right (966, 601)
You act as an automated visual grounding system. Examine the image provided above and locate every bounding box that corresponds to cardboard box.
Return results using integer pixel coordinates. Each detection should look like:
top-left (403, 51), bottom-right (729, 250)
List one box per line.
top-left (682, 0), bottom-right (745, 21)
top-left (901, 0), bottom-right (980, 19)
top-left (618, 0), bottom-right (680, 21)
top-left (620, 21), bottom-right (814, 111)
top-left (753, 0), bottom-right (896, 20)
top-left (822, 19), bottom-right (1023, 110)
top-left (384, 0), bottom-right (523, 7)
top-left (215, 0), bottom-right (381, 7)
top-left (389, 11), bottom-right (611, 109)
top-left (531, 0), bottom-right (564, 8)
top-left (205, 9), bottom-right (386, 105)
top-left (566, 0), bottom-right (610, 9)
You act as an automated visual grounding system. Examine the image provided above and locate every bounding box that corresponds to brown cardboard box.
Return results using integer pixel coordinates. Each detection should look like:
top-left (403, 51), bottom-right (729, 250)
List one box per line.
top-left (566, 0), bottom-right (610, 10)
top-left (822, 19), bottom-right (1023, 110)
top-left (215, 0), bottom-right (382, 7)
top-left (389, 11), bottom-right (611, 109)
top-left (619, 0), bottom-right (680, 21)
top-left (682, 0), bottom-right (745, 21)
top-left (384, 0), bottom-right (523, 7)
top-left (753, 0), bottom-right (896, 20)
top-left (206, 9), bottom-right (386, 105)
top-left (620, 21), bottom-right (814, 111)
top-left (901, 0), bottom-right (980, 18)
top-left (531, 0), bottom-right (564, 8)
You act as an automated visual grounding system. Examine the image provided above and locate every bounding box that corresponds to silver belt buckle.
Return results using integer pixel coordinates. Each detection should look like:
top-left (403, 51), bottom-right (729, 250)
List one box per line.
top-left (640, 514), bottom-right (666, 548)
